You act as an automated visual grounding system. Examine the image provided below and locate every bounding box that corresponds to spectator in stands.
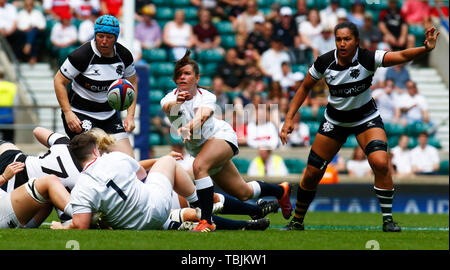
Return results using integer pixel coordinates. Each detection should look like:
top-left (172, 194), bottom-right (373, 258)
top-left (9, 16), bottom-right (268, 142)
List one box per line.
top-left (391, 134), bottom-right (413, 177)
top-left (359, 12), bottom-right (383, 50)
top-left (43, 0), bottom-right (72, 20)
top-left (312, 24), bottom-right (335, 60)
top-left (401, 0), bottom-right (431, 27)
top-left (385, 63), bottom-right (410, 90)
top-left (319, 0), bottom-right (346, 30)
top-left (245, 15), bottom-right (268, 55)
top-left (371, 79), bottom-right (402, 124)
top-left (0, 0), bottom-right (24, 59)
top-left (299, 8), bottom-right (323, 51)
top-left (346, 146), bottom-right (372, 177)
top-left (399, 80), bottom-right (430, 125)
top-left (162, 9), bottom-right (195, 61)
top-left (336, 8), bottom-right (348, 24)
top-left (234, 34), bottom-right (248, 65)
top-left (118, 28), bottom-right (143, 64)
top-left (264, 2), bottom-right (280, 26)
top-left (100, 0), bottom-right (123, 18)
top-left (72, 0), bottom-right (100, 20)
top-left (50, 11), bottom-right (78, 54)
top-left (347, 0), bottom-right (365, 28)
top-left (280, 111), bottom-right (310, 147)
top-left (260, 36), bottom-right (290, 81)
top-left (0, 71), bottom-right (17, 141)
top-left (247, 145), bottom-right (289, 177)
top-left (273, 61), bottom-right (304, 94)
top-left (17, 0), bottom-right (46, 65)
top-left (247, 105), bottom-right (280, 150)
top-left (222, 0), bottom-right (247, 25)
top-left (410, 132), bottom-right (440, 175)
top-left (293, 0), bottom-right (308, 30)
top-left (216, 47), bottom-right (246, 91)
top-left (305, 78), bottom-right (328, 118)
top-left (193, 8), bottom-right (223, 54)
top-left (378, 0), bottom-right (409, 51)
top-left (190, 0), bottom-right (227, 21)
top-left (211, 76), bottom-right (229, 119)
top-left (273, 6), bottom-right (300, 49)
top-left (135, 4), bottom-right (162, 50)
top-left (78, 9), bottom-right (98, 44)
top-left (233, 0), bottom-right (264, 37)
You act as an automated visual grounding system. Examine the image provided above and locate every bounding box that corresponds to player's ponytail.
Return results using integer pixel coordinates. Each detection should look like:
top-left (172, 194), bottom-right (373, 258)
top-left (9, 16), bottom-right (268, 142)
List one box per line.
top-left (85, 128), bottom-right (116, 155)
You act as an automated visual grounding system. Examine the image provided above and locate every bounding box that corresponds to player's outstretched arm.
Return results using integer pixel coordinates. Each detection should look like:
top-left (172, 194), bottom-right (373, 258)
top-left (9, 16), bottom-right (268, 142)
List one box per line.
top-left (383, 27), bottom-right (440, 67)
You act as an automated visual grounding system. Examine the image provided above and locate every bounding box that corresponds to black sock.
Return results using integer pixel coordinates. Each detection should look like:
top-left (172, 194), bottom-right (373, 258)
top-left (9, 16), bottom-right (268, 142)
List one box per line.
top-left (293, 185), bottom-right (317, 224)
top-left (220, 192), bottom-right (260, 216)
top-left (194, 177), bottom-right (214, 224)
top-left (212, 215), bottom-right (247, 230)
top-left (257, 181), bottom-right (284, 199)
top-left (374, 186), bottom-right (395, 222)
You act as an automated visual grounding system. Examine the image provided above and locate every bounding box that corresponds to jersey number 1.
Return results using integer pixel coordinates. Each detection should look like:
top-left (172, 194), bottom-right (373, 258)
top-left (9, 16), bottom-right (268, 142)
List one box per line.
top-left (106, 180), bottom-right (128, 201)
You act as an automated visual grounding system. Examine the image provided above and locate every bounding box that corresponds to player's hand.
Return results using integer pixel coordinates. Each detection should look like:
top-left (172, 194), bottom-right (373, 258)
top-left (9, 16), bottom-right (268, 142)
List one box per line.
top-left (65, 111), bottom-right (82, 133)
top-left (124, 115), bottom-right (135, 133)
top-left (177, 126), bottom-right (191, 143)
top-left (168, 151), bottom-right (184, 160)
top-left (50, 221), bottom-right (64, 230)
top-left (176, 91), bottom-right (189, 104)
top-left (280, 119), bottom-right (294, 145)
top-left (424, 27), bottom-right (440, 52)
top-left (3, 162), bottom-right (25, 181)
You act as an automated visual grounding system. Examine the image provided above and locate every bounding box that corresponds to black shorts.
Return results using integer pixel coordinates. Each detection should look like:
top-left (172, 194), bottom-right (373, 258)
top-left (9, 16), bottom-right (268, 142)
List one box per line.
top-left (61, 111), bottom-right (125, 139)
top-left (317, 115), bottom-right (385, 143)
top-left (0, 150), bottom-right (22, 175)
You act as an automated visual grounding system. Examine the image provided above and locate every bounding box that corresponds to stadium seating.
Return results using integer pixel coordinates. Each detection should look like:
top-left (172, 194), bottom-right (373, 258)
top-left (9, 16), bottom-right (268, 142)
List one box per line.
top-left (284, 158), bottom-right (307, 174)
top-left (149, 132), bottom-right (161, 145)
top-left (439, 160), bottom-right (449, 175)
top-left (142, 48), bottom-right (168, 62)
top-left (232, 158), bottom-right (251, 174)
top-left (149, 89), bottom-right (165, 103)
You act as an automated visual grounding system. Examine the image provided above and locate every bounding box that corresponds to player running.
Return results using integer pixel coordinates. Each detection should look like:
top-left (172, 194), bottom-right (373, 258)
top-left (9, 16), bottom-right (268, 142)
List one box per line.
top-left (54, 14), bottom-right (137, 157)
top-left (280, 22), bottom-right (439, 232)
top-left (160, 50), bottom-right (291, 232)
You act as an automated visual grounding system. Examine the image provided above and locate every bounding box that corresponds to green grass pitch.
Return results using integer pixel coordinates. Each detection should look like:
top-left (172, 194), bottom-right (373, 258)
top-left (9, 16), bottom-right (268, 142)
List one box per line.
top-left (0, 211), bottom-right (448, 250)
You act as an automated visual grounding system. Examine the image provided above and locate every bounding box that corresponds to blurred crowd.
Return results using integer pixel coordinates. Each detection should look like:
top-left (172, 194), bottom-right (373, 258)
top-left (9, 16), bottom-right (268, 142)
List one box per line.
top-left (0, 0), bottom-right (448, 177)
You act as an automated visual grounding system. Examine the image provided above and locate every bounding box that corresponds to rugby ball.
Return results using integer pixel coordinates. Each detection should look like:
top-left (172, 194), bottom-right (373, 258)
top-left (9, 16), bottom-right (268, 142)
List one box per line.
top-left (107, 78), bottom-right (135, 111)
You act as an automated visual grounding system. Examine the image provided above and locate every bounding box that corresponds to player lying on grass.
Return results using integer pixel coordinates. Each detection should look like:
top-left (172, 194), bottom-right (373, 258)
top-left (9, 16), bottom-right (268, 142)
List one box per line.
top-left (48, 132), bottom-right (199, 230)
top-left (0, 174), bottom-right (73, 229)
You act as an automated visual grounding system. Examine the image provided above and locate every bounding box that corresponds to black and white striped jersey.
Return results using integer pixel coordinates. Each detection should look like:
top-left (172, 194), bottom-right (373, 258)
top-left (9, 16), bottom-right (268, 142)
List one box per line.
top-left (60, 40), bottom-right (136, 120)
top-left (0, 133), bottom-right (82, 193)
top-left (309, 48), bottom-right (387, 127)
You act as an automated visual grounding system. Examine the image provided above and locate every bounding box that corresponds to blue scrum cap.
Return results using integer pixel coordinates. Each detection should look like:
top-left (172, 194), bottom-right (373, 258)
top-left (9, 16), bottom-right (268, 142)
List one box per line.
top-left (94, 15), bottom-right (120, 40)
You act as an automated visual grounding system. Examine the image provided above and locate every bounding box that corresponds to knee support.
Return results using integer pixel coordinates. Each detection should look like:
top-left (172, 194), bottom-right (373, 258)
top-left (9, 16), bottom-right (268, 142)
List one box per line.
top-left (365, 140), bottom-right (388, 156)
top-left (307, 150), bottom-right (329, 171)
top-left (25, 178), bottom-right (48, 204)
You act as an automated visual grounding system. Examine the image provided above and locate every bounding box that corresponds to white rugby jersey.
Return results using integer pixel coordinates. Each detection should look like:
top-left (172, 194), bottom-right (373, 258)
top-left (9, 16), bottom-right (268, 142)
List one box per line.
top-left (309, 48), bottom-right (386, 127)
top-left (0, 133), bottom-right (82, 193)
top-left (60, 40), bottom-right (136, 120)
top-left (160, 88), bottom-right (232, 156)
top-left (69, 152), bottom-right (156, 230)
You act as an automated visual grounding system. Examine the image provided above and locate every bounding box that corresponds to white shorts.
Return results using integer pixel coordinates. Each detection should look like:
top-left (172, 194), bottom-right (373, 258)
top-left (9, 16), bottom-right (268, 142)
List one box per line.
top-left (186, 120), bottom-right (239, 176)
top-left (0, 193), bottom-right (21, 229)
top-left (141, 172), bottom-right (174, 229)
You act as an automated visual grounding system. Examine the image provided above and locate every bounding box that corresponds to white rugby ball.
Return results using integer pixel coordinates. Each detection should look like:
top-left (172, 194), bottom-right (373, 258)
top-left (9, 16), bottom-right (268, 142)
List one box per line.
top-left (107, 78), bottom-right (135, 111)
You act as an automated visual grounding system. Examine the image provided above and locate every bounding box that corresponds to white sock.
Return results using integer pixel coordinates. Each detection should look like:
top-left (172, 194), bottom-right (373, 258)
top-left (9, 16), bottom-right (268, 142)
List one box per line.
top-left (249, 181), bottom-right (261, 199)
top-left (186, 191), bottom-right (199, 204)
top-left (64, 203), bottom-right (73, 217)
